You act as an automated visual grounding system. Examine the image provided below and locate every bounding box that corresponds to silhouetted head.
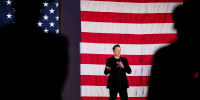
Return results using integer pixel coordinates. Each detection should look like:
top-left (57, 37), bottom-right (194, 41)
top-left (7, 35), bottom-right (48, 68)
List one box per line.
top-left (172, 5), bottom-right (184, 40)
top-left (12, 0), bottom-right (43, 25)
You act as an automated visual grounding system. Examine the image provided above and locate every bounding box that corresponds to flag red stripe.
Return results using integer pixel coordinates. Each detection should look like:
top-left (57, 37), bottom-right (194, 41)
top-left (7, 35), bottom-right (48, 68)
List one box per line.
top-left (81, 97), bottom-right (147, 100)
top-left (81, 0), bottom-right (183, 3)
top-left (81, 54), bottom-right (154, 65)
top-left (81, 32), bottom-right (178, 44)
top-left (81, 11), bottom-right (174, 23)
top-left (81, 75), bottom-right (150, 86)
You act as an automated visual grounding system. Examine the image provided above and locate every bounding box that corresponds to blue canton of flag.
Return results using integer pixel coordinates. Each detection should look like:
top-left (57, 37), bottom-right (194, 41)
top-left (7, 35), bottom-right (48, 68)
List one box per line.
top-left (39, 0), bottom-right (59, 34)
top-left (0, 0), bottom-right (59, 34)
top-left (0, 0), bottom-right (15, 26)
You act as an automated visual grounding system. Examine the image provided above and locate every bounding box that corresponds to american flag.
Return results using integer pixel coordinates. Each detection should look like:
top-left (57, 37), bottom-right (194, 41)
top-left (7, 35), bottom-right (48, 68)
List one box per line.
top-left (0, 0), bottom-right (59, 34)
top-left (80, 0), bottom-right (183, 100)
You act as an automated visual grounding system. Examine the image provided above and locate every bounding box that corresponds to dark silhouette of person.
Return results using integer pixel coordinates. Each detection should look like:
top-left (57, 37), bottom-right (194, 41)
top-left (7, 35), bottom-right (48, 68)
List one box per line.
top-left (0, 0), bottom-right (68, 100)
top-left (147, 5), bottom-right (200, 100)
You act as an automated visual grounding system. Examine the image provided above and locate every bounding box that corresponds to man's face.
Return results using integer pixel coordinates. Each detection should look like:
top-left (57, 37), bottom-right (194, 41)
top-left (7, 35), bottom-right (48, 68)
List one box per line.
top-left (113, 47), bottom-right (121, 57)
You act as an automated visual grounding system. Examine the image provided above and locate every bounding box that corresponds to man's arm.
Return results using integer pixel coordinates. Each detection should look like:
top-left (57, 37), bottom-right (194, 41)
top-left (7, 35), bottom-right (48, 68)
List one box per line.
top-left (104, 59), bottom-right (111, 75)
top-left (123, 59), bottom-right (131, 74)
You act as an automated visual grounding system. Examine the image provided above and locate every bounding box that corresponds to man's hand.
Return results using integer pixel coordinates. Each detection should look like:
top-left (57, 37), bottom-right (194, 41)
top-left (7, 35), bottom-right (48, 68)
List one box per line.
top-left (119, 62), bottom-right (124, 69)
top-left (105, 66), bottom-right (111, 71)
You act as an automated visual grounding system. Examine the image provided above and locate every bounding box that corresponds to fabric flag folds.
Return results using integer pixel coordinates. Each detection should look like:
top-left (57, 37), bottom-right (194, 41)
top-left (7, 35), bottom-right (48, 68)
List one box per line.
top-left (80, 0), bottom-right (183, 100)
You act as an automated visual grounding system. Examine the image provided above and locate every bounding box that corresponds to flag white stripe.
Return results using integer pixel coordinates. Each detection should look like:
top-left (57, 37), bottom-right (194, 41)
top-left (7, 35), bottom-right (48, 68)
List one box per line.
top-left (81, 1), bottom-right (182, 13)
top-left (81, 86), bottom-right (148, 97)
top-left (81, 21), bottom-right (177, 34)
top-left (81, 42), bottom-right (170, 55)
top-left (81, 64), bottom-right (152, 76)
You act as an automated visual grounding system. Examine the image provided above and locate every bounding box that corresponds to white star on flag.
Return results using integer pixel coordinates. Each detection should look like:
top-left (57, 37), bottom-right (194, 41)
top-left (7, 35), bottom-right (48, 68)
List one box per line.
top-left (37, 21), bottom-right (43, 27)
top-left (43, 15), bottom-right (48, 20)
top-left (7, 13), bottom-right (12, 19)
top-left (55, 2), bottom-right (58, 7)
top-left (56, 29), bottom-right (59, 34)
top-left (6, 0), bottom-right (12, 5)
top-left (56, 16), bottom-right (58, 21)
top-left (40, 9), bottom-right (43, 13)
top-left (49, 22), bottom-right (55, 27)
top-left (44, 28), bottom-right (49, 33)
top-left (49, 8), bottom-right (55, 14)
top-left (43, 1), bottom-right (48, 7)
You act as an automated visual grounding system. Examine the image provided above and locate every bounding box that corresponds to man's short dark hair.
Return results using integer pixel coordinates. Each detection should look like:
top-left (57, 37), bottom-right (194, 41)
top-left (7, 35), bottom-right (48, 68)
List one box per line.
top-left (113, 44), bottom-right (120, 51)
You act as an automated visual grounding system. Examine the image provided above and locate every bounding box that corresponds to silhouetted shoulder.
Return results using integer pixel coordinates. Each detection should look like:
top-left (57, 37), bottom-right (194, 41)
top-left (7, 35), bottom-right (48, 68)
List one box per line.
top-left (154, 41), bottom-right (181, 58)
top-left (152, 40), bottom-right (184, 73)
top-left (0, 23), bottom-right (17, 35)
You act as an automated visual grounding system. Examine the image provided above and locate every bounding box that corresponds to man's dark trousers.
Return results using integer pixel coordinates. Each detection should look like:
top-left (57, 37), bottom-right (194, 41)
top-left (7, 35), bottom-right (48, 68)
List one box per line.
top-left (109, 83), bottom-right (128, 100)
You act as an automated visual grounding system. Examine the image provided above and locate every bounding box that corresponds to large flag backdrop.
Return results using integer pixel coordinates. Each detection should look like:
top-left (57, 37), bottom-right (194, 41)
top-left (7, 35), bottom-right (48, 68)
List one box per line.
top-left (80, 0), bottom-right (183, 100)
top-left (0, 0), bottom-right (59, 34)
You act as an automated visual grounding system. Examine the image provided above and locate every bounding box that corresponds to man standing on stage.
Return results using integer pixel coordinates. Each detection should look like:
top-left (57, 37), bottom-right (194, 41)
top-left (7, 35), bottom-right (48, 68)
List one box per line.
top-left (104, 44), bottom-right (132, 100)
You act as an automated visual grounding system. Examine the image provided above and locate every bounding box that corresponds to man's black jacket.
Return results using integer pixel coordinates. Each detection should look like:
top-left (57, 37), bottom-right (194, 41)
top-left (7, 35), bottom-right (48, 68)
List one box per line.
top-left (104, 56), bottom-right (132, 89)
